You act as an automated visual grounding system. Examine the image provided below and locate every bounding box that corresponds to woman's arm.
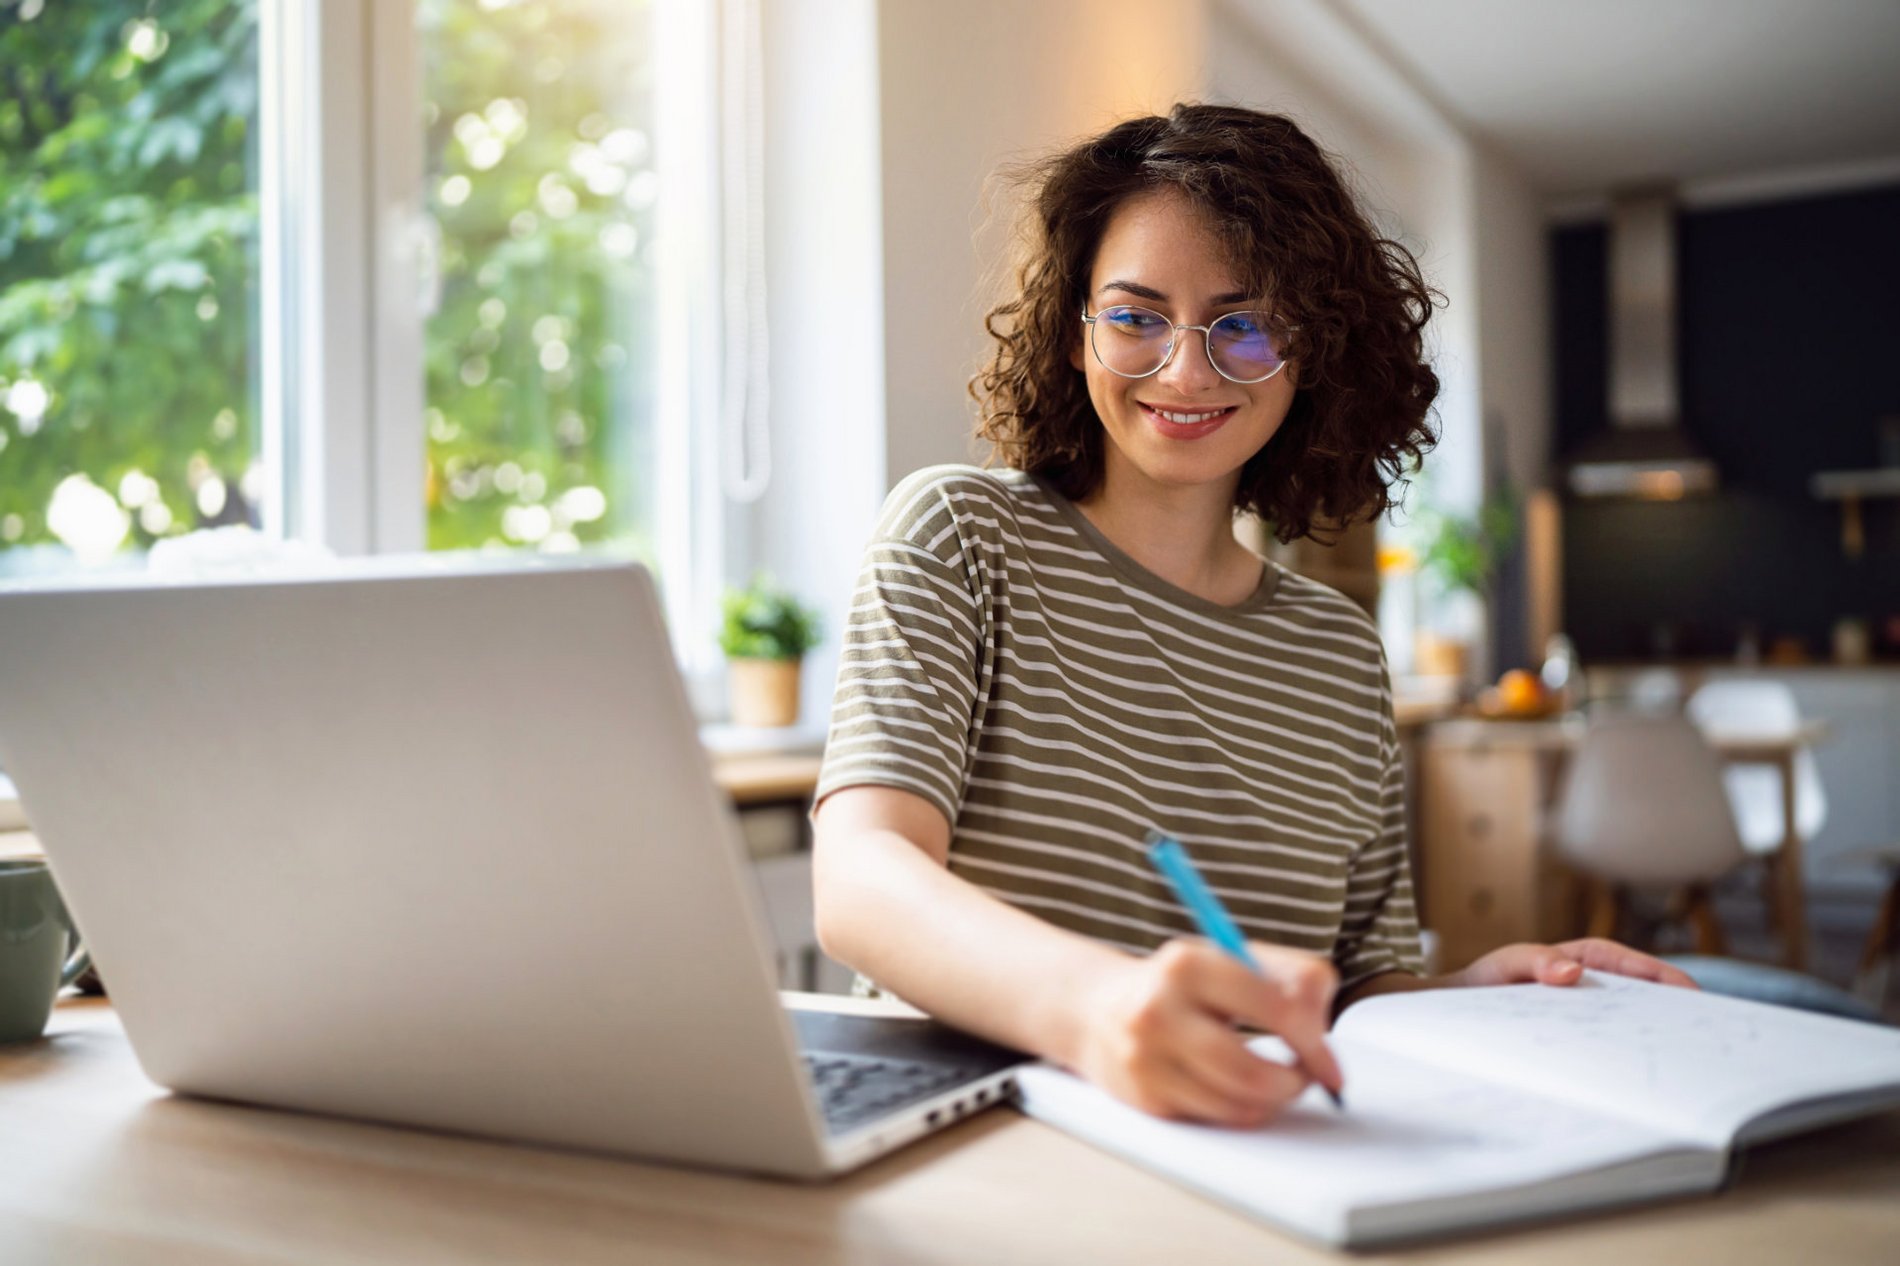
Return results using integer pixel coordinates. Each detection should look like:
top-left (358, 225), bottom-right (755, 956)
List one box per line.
top-left (813, 784), bottom-right (1344, 1126)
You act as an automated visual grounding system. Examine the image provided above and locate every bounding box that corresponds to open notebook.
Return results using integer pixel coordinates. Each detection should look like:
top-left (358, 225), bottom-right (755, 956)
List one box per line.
top-left (1017, 972), bottom-right (1900, 1249)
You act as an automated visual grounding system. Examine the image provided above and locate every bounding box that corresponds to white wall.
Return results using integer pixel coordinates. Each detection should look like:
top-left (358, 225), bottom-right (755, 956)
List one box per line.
top-left (1470, 143), bottom-right (1552, 494)
top-left (876, 0), bottom-right (1211, 488)
top-left (752, 0), bottom-right (887, 726)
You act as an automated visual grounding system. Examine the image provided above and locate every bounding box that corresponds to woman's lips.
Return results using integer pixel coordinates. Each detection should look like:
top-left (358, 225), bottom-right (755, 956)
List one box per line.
top-left (1139, 402), bottom-right (1237, 440)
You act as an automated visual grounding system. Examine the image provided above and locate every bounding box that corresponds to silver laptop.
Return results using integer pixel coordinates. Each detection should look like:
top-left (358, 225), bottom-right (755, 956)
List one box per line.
top-left (0, 558), bottom-right (1024, 1178)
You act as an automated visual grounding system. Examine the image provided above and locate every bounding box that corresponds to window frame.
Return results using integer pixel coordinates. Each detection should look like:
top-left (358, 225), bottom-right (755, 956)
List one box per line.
top-left (0, 1), bottom-right (743, 703)
top-left (262, 0), bottom-right (729, 685)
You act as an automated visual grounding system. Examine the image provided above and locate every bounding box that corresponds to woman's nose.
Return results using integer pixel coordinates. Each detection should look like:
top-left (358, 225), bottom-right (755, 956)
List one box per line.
top-left (1156, 327), bottom-right (1222, 394)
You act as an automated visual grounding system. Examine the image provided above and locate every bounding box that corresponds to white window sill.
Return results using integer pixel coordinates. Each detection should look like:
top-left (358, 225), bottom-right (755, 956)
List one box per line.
top-left (699, 722), bottom-right (827, 759)
top-left (0, 774), bottom-right (26, 833)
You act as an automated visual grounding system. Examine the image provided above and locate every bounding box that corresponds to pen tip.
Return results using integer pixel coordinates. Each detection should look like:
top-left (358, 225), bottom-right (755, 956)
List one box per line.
top-left (1327, 1087), bottom-right (1346, 1110)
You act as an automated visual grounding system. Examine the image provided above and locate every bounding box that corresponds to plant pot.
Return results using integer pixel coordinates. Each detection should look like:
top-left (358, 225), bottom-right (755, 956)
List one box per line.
top-left (728, 657), bottom-right (803, 728)
top-left (1414, 632), bottom-right (1470, 682)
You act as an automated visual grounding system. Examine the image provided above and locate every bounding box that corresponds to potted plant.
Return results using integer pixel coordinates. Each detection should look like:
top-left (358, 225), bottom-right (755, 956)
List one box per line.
top-left (718, 576), bottom-right (822, 728)
top-left (1410, 492), bottom-right (1518, 684)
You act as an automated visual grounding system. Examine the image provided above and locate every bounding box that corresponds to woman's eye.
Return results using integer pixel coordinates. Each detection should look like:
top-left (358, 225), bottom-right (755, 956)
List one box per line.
top-left (1106, 308), bottom-right (1165, 332)
top-left (1218, 314), bottom-right (1264, 337)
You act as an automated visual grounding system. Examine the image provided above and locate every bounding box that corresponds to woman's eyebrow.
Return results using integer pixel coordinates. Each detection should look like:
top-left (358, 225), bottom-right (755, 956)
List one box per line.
top-left (1098, 279), bottom-right (1253, 306)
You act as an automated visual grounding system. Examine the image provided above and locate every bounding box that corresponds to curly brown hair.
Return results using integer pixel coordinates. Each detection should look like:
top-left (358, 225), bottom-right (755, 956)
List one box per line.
top-left (973, 103), bottom-right (1439, 543)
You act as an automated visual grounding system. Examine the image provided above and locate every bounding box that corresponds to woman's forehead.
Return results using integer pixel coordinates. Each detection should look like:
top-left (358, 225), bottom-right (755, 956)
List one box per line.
top-left (1088, 190), bottom-right (1253, 299)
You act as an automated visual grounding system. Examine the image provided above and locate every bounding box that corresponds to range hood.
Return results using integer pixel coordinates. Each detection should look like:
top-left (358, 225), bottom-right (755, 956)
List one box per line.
top-left (1563, 189), bottom-right (1719, 499)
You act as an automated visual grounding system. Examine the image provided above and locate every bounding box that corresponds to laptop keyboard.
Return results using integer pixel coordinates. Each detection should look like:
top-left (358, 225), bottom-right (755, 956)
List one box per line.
top-left (801, 1050), bottom-right (979, 1134)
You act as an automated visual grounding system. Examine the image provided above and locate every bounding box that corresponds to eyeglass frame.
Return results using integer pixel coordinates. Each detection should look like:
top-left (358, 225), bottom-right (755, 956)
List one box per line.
top-left (1079, 303), bottom-right (1293, 384)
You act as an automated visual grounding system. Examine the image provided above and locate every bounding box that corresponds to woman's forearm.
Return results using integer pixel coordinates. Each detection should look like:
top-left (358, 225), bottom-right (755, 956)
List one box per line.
top-left (812, 825), bottom-right (1129, 1066)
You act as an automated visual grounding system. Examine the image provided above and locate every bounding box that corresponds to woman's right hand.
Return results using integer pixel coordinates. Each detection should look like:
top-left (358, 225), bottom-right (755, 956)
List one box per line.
top-left (1061, 938), bottom-right (1343, 1127)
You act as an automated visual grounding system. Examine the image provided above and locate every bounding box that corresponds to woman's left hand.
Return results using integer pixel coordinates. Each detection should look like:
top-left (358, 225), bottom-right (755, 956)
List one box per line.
top-left (1451, 938), bottom-right (1699, 990)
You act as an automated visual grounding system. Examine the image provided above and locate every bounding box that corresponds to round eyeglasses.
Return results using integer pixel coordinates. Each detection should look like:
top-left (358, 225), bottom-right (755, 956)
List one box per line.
top-left (1080, 304), bottom-right (1290, 384)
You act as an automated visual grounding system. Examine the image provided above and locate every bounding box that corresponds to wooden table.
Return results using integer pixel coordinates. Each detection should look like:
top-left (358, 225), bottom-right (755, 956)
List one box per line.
top-left (4, 997), bottom-right (1899, 1265)
top-left (1703, 722), bottom-right (1831, 969)
top-left (1419, 719), bottom-right (1829, 972)
top-left (713, 751), bottom-right (824, 809)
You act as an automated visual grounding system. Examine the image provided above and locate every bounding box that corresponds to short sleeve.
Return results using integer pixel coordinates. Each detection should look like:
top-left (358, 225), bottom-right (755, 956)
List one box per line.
top-left (814, 474), bottom-right (989, 828)
top-left (1330, 685), bottom-right (1427, 992)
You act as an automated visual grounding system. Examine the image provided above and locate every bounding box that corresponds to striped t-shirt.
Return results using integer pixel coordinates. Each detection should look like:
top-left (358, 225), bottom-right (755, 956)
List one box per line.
top-left (815, 465), bottom-right (1424, 993)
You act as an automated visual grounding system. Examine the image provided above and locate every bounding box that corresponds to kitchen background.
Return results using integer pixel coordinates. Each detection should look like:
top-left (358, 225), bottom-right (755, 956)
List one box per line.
top-left (3, 0), bottom-right (1898, 995)
top-left (1554, 184), bottom-right (1900, 667)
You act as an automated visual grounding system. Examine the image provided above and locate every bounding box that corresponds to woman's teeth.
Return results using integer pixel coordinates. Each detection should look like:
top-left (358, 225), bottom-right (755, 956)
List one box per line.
top-left (1150, 406), bottom-right (1230, 424)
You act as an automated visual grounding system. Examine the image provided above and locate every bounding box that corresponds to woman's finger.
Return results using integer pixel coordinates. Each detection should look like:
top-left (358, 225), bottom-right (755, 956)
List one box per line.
top-left (1145, 1054), bottom-right (1271, 1126)
top-left (1209, 942), bottom-right (1343, 1095)
top-left (1557, 938), bottom-right (1700, 988)
top-left (1171, 1013), bottom-right (1312, 1113)
top-left (1460, 942), bottom-right (1570, 987)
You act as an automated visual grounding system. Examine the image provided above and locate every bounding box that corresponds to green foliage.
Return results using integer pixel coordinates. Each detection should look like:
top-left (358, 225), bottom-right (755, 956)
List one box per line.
top-left (0, 0), bottom-right (658, 563)
top-left (0, 0), bottom-right (261, 554)
top-left (419, 0), bottom-right (657, 556)
top-left (1416, 491), bottom-right (1519, 597)
top-left (718, 577), bottom-right (822, 662)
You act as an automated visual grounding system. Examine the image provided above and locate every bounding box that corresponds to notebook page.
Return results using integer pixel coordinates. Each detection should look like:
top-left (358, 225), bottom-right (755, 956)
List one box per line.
top-left (1335, 972), bottom-right (1900, 1147)
top-left (1016, 1035), bottom-right (1702, 1246)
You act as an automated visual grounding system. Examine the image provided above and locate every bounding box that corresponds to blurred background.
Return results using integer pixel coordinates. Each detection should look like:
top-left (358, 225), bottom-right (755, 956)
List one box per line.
top-left (2, 0), bottom-right (1897, 1001)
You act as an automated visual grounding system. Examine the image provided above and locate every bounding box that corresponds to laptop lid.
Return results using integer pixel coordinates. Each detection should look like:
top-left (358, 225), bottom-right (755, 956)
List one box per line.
top-left (0, 559), bottom-right (838, 1176)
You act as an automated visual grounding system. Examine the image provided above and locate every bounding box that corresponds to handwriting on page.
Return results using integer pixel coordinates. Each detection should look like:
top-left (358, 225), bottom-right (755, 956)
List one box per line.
top-left (1264, 1043), bottom-right (1676, 1194)
top-left (1346, 972), bottom-right (1900, 1144)
top-left (1019, 1038), bottom-right (1687, 1222)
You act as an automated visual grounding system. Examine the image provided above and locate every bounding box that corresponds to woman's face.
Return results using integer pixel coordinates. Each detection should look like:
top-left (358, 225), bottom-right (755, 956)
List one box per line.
top-left (1071, 189), bottom-right (1296, 504)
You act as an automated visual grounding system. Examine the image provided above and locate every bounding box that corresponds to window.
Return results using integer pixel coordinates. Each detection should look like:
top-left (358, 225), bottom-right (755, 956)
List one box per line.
top-left (0, 0), bottom-right (265, 574)
top-left (419, 0), bottom-right (660, 560)
top-left (0, 0), bottom-right (732, 674)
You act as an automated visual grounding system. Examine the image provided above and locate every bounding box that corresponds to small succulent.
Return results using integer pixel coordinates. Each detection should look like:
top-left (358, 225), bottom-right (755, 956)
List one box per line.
top-left (717, 576), bottom-right (822, 661)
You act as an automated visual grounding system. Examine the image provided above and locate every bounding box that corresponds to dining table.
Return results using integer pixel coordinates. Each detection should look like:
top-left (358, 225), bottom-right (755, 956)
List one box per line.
top-left (1416, 716), bottom-right (1829, 972)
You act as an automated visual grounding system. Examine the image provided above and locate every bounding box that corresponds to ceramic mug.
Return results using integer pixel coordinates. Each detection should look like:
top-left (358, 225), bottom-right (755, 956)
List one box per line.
top-left (0, 859), bottom-right (91, 1042)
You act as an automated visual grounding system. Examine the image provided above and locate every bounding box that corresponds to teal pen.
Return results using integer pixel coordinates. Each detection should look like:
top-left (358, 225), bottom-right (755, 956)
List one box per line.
top-left (1145, 830), bottom-right (1346, 1110)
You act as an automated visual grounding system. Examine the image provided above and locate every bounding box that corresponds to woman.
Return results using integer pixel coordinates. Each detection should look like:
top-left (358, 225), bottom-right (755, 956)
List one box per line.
top-left (811, 103), bottom-right (1690, 1127)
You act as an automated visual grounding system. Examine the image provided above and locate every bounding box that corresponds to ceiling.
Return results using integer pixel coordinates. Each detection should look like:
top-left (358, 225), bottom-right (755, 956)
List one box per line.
top-left (1331, 0), bottom-right (1900, 200)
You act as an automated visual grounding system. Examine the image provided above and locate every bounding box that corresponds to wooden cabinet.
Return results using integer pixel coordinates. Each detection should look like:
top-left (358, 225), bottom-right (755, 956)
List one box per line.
top-left (1416, 725), bottom-right (1579, 971)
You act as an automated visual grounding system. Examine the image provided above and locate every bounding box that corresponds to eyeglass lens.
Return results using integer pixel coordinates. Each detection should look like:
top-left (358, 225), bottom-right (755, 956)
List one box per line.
top-left (1091, 305), bottom-right (1284, 382)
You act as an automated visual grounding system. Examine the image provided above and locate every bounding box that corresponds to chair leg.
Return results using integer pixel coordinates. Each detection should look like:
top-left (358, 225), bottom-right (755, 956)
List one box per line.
top-left (1683, 884), bottom-right (1727, 957)
top-left (1856, 870), bottom-right (1900, 979)
top-left (1759, 860), bottom-right (1780, 935)
top-left (1765, 848), bottom-right (1811, 971)
top-left (1586, 882), bottom-right (1621, 941)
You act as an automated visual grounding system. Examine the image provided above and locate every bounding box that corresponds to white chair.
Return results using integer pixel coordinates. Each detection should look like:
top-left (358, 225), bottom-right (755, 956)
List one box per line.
top-left (1552, 711), bottom-right (1747, 953)
top-left (1685, 680), bottom-right (1826, 855)
top-left (1625, 667), bottom-right (1686, 714)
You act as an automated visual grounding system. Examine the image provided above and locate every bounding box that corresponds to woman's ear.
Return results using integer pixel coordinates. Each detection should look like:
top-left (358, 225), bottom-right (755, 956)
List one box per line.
top-left (1070, 339), bottom-right (1085, 373)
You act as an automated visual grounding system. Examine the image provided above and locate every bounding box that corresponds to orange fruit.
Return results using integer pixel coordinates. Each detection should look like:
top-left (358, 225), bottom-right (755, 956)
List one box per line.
top-left (1497, 669), bottom-right (1547, 715)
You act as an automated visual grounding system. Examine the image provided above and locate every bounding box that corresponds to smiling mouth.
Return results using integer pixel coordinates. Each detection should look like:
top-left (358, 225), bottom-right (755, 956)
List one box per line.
top-left (1138, 402), bottom-right (1238, 436)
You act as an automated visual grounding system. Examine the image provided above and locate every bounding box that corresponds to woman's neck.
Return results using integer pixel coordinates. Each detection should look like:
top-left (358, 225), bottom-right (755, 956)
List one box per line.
top-left (1073, 461), bottom-right (1261, 607)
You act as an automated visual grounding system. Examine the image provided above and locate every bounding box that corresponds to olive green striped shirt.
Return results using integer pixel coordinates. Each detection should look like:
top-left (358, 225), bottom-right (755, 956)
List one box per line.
top-left (816, 465), bottom-right (1424, 993)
